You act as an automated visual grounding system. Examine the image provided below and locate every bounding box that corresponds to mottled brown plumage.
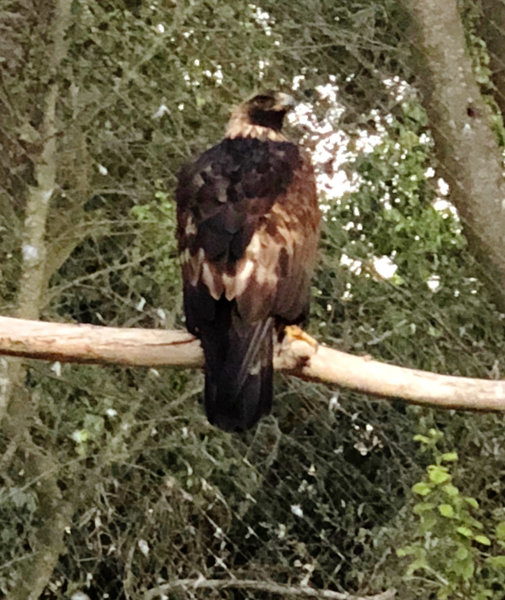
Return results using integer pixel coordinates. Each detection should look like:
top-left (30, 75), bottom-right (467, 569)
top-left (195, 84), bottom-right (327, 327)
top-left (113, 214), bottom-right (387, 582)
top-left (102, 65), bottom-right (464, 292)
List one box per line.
top-left (176, 92), bottom-right (320, 431)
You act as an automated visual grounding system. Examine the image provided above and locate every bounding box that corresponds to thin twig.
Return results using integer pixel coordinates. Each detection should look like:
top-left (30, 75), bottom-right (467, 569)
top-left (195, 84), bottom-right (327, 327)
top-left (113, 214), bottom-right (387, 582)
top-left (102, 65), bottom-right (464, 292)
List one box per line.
top-left (143, 577), bottom-right (396, 600)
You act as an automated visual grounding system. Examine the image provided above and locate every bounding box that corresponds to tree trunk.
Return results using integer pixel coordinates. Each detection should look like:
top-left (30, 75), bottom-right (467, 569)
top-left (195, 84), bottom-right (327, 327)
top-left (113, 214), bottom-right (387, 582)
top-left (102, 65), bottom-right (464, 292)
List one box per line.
top-left (403, 0), bottom-right (505, 310)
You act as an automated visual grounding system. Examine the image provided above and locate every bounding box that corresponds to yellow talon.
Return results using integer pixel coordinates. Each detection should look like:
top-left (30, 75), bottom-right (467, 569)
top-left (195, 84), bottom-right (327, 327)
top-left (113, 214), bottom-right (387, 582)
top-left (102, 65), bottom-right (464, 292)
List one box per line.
top-left (283, 325), bottom-right (319, 350)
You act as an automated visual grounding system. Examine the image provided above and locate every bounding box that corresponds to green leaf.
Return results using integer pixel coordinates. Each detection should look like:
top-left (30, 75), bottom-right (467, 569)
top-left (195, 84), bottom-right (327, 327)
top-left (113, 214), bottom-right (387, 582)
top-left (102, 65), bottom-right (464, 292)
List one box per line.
top-left (440, 452), bottom-right (458, 462)
top-left (455, 546), bottom-right (469, 560)
top-left (412, 482), bottom-right (432, 496)
top-left (456, 526), bottom-right (473, 538)
top-left (496, 522), bottom-right (505, 540)
top-left (428, 465), bottom-right (450, 485)
top-left (419, 512), bottom-right (437, 533)
top-left (474, 535), bottom-right (491, 546)
top-left (442, 484), bottom-right (459, 497)
top-left (401, 130), bottom-right (420, 151)
top-left (452, 556), bottom-right (474, 580)
top-left (470, 519), bottom-right (484, 530)
top-left (438, 504), bottom-right (454, 518)
top-left (413, 502), bottom-right (435, 514)
top-left (464, 497), bottom-right (479, 509)
top-left (413, 434), bottom-right (431, 444)
top-left (462, 560), bottom-right (475, 580)
top-left (486, 555), bottom-right (505, 568)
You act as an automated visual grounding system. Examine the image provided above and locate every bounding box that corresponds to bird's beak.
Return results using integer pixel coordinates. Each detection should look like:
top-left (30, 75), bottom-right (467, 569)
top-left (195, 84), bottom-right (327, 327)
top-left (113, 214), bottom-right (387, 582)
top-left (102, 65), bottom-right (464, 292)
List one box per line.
top-left (275, 93), bottom-right (296, 110)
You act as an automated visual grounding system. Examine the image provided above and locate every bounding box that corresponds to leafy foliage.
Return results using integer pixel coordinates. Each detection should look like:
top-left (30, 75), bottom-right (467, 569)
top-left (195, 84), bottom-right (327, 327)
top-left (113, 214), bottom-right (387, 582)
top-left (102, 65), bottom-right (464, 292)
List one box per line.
top-left (2, 1), bottom-right (505, 599)
top-left (398, 429), bottom-right (505, 600)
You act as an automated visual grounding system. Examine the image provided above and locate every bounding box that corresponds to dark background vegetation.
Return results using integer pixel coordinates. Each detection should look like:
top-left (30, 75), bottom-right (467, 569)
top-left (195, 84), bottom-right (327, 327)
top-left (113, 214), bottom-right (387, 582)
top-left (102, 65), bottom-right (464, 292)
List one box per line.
top-left (2, 1), bottom-right (505, 598)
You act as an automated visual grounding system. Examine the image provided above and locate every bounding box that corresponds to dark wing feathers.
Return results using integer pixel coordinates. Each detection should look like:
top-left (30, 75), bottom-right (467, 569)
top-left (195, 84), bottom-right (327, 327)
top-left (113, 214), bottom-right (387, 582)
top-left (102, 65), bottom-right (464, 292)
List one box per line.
top-left (177, 138), bottom-right (300, 265)
top-left (269, 158), bottom-right (320, 322)
top-left (176, 136), bottom-right (320, 431)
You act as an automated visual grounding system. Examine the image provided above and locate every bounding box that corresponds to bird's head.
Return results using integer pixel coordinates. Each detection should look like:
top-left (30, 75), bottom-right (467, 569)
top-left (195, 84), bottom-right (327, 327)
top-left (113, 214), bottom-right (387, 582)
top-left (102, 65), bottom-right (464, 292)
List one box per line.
top-left (226, 91), bottom-right (296, 141)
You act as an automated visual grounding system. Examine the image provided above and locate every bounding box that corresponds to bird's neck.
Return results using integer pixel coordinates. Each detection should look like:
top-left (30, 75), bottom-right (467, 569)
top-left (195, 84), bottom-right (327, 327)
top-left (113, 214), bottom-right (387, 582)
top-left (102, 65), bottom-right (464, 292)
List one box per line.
top-left (225, 111), bottom-right (287, 142)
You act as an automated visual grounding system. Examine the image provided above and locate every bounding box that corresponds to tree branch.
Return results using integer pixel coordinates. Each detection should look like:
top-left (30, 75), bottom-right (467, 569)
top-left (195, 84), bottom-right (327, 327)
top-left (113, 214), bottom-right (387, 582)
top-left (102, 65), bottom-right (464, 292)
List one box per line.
top-left (4, 3), bottom-right (75, 599)
top-left (1, 316), bottom-right (505, 412)
top-left (143, 577), bottom-right (396, 600)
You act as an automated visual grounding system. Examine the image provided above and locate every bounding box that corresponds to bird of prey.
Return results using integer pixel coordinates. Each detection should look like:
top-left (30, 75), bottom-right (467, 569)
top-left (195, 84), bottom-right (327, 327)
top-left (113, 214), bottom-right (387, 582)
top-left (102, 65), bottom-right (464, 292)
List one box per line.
top-left (175, 91), bottom-right (320, 431)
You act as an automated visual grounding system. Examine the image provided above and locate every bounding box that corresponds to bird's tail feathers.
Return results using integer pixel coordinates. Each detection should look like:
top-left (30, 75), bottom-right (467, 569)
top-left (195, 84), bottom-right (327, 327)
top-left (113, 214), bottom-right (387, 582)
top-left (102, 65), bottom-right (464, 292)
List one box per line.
top-left (201, 305), bottom-right (273, 431)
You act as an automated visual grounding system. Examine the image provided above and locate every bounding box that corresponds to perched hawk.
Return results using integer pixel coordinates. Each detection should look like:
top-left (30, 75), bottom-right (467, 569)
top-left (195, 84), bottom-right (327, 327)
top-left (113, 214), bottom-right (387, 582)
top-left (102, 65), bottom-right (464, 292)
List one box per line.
top-left (176, 91), bottom-right (320, 431)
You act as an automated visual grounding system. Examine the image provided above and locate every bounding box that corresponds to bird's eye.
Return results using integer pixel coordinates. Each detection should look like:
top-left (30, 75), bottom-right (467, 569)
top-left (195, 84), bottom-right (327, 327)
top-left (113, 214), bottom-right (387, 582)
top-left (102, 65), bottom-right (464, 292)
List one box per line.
top-left (251, 94), bottom-right (274, 107)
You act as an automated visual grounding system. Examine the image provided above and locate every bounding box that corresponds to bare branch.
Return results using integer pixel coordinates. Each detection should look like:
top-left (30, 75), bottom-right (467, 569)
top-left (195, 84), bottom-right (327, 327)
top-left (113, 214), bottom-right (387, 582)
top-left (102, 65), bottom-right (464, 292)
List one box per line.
top-left (143, 577), bottom-right (396, 600)
top-left (0, 316), bottom-right (201, 367)
top-left (4, 3), bottom-right (75, 599)
top-left (1, 316), bottom-right (505, 412)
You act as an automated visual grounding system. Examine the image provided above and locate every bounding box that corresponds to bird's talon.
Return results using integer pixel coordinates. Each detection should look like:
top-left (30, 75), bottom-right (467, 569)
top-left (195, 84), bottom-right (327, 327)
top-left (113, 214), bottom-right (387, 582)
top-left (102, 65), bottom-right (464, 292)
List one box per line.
top-left (283, 325), bottom-right (319, 351)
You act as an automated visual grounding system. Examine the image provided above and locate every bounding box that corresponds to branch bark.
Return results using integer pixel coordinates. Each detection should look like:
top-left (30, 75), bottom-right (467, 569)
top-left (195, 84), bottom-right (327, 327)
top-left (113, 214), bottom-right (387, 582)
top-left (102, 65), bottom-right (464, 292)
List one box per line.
top-left (402, 0), bottom-right (505, 310)
top-left (143, 577), bottom-right (396, 600)
top-left (1, 316), bottom-right (505, 412)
